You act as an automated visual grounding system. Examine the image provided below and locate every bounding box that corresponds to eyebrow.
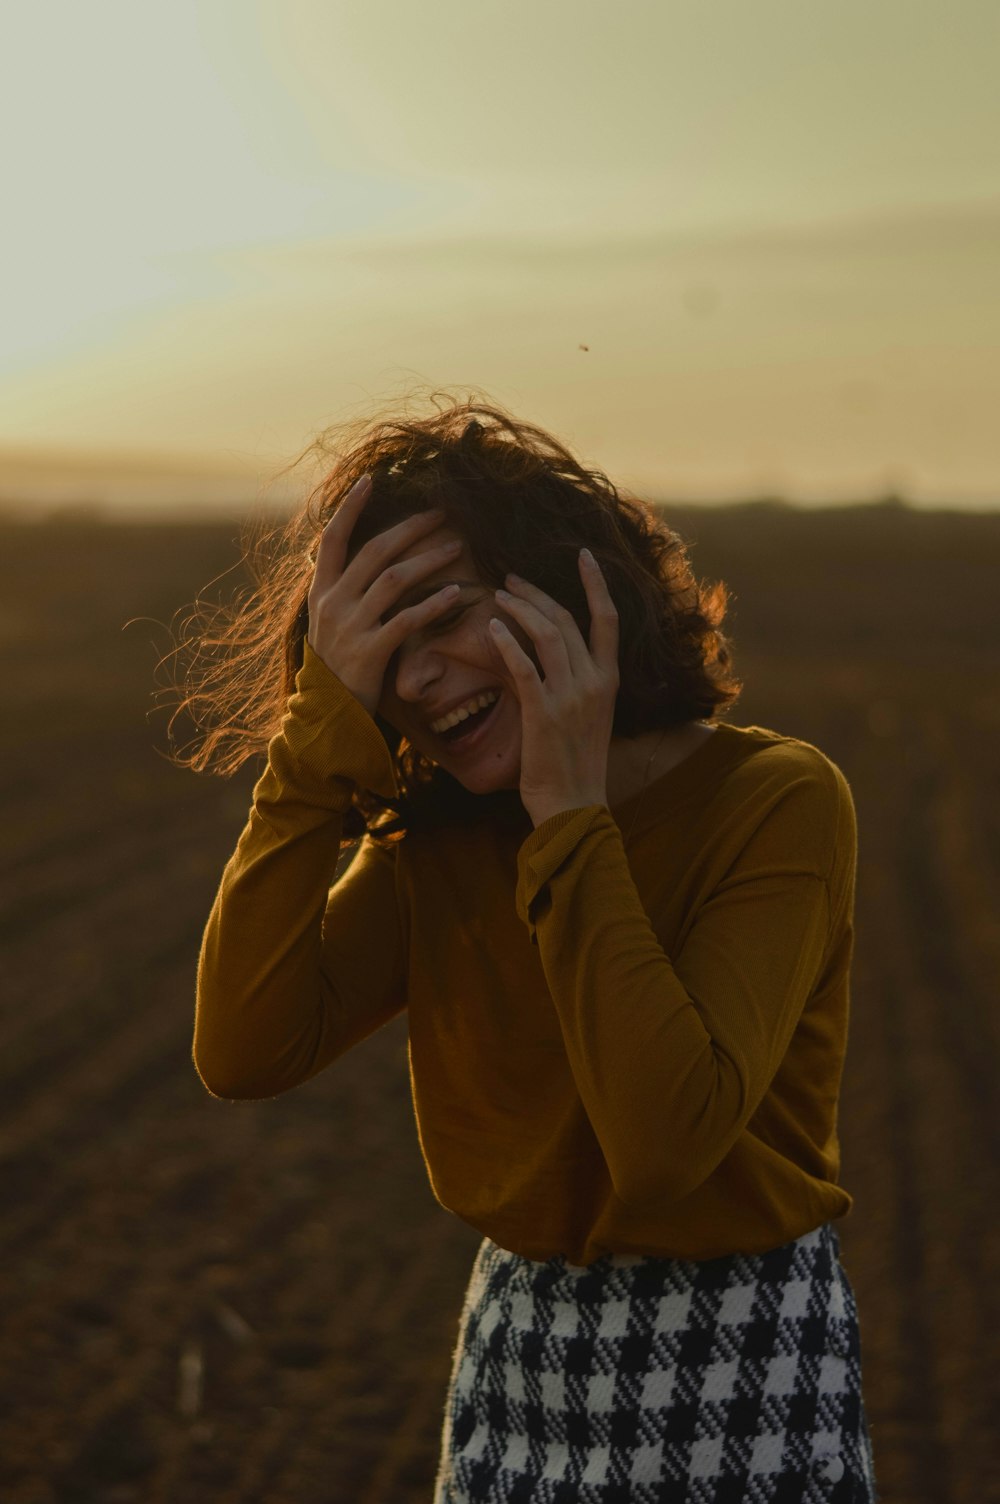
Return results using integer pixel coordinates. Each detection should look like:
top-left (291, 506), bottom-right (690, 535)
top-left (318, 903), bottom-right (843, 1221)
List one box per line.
top-left (387, 578), bottom-right (482, 617)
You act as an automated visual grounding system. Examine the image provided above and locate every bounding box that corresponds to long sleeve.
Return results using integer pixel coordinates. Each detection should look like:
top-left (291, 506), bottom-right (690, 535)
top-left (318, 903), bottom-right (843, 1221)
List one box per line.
top-left (513, 760), bottom-right (849, 1208)
top-left (193, 642), bottom-right (407, 1100)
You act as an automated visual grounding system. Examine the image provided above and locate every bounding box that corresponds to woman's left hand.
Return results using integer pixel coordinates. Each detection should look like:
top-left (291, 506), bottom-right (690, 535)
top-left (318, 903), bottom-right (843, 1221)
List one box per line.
top-left (489, 550), bottom-right (620, 828)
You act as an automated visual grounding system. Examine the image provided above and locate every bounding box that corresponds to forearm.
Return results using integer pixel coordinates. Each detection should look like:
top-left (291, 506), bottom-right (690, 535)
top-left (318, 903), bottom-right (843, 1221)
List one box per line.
top-left (193, 644), bottom-right (401, 1099)
top-left (517, 806), bottom-right (830, 1206)
top-left (194, 758), bottom-right (353, 1098)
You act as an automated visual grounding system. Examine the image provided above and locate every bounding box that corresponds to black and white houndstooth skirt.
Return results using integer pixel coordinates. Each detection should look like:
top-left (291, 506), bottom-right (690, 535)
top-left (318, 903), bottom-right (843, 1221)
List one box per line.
top-left (433, 1222), bottom-right (877, 1503)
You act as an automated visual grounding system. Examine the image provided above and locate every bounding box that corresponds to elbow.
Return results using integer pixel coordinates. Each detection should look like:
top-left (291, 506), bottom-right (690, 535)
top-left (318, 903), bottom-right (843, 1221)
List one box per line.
top-left (193, 1060), bottom-right (268, 1101)
top-left (191, 1023), bottom-right (332, 1100)
top-left (609, 1073), bottom-right (749, 1208)
top-left (192, 1043), bottom-right (279, 1101)
top-left (612, 1159), bottom-right (712, 1210)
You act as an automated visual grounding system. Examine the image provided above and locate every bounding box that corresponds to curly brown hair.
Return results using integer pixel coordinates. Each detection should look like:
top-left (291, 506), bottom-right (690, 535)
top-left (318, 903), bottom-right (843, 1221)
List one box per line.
top-left (164, 386), bottom-right (741, 844)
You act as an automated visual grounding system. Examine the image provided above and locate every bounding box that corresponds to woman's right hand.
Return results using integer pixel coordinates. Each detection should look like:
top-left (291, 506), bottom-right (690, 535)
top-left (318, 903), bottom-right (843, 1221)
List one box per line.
top-left (306, 474), bottom-right (464, 720)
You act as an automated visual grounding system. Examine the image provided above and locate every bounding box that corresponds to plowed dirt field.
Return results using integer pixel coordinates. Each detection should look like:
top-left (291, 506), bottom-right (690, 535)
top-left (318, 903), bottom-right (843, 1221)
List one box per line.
top-left (1, 504), bottom-right (997, 1503)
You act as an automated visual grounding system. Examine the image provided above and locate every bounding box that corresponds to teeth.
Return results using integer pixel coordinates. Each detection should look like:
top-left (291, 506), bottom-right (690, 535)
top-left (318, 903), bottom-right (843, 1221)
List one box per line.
top-left (431, 690), bottom-right (500, 734)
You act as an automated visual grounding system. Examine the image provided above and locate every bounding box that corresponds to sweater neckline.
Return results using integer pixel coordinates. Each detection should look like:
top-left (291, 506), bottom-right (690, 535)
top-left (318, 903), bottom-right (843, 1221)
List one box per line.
top-left (609, 721), bottom-right (756, 838)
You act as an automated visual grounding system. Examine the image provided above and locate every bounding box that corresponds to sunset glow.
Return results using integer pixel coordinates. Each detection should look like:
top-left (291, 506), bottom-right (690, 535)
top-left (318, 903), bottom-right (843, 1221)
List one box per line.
top-left (2, 0), bottom-right (998, 512)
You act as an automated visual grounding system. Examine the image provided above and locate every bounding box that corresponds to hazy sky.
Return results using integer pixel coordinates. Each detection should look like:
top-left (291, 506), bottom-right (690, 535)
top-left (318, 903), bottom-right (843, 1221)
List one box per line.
top-left (2, 0), bottom-right (998, 507)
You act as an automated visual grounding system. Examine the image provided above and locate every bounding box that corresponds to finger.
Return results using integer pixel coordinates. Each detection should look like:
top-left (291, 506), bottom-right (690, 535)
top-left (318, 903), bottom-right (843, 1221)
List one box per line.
top-left (578, 550), bottom-right (620, 672)
top-left (501, 574), bottom-right (591, 662)
top-left (342, 507), bottom-right (450, 595)
top-left (312, 475), bottom-right (374, 580)
top-left (487, 616), bottom-right (541, 699)
top-left (367, 537), bottom-right (465, 623)
top-left (495, 581), bottom-right (579, 681)
top-left (380, 582), bottom-right (463, 652)
top-left (314, 496), bottom-right (445, 594)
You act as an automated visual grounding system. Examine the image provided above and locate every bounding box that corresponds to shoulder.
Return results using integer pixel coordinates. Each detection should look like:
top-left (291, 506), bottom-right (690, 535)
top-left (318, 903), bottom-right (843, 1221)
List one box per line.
top-left (710, 724), bottom-right (856, 875)
top-left (716, 723), bottom-right (850, 797)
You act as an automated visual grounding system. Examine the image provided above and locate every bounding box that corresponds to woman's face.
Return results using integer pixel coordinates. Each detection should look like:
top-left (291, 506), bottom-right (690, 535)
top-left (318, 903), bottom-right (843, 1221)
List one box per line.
top-left (375, 521), bottom-right (538, 794)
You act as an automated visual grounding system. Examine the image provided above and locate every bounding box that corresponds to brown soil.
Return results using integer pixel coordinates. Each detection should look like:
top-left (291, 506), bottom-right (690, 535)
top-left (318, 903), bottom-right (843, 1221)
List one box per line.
top-left (1, 503), bottom-right (997, 1503)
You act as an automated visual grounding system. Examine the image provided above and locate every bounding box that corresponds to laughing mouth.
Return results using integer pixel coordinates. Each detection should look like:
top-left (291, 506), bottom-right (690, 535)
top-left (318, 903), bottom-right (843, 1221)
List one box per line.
top-left (434, 692), bottom-right (502, 745)
top-left (430, 689), bottom-right (501, 738)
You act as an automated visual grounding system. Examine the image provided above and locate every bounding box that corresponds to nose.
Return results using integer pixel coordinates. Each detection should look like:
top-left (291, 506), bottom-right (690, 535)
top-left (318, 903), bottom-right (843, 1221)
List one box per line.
top-left (389, 630), bottom-right (445, 706)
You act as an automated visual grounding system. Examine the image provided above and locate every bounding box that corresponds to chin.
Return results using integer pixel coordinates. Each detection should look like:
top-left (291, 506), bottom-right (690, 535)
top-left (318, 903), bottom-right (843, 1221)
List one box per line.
top-left (447, 756), bottom-right (520, 797)
top-left (442, 742), bottom-right (523, 794)
top-left (400, 734), bottom-right (514, 794)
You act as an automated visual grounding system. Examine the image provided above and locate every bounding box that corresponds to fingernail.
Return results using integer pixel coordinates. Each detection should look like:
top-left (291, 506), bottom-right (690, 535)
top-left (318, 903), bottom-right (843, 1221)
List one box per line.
top-left (580, 547), bottom-right (594, 565)
top-left (354, 473), bottom-right (372, 490)
top-left (495, 588), bottom-right (512, 601)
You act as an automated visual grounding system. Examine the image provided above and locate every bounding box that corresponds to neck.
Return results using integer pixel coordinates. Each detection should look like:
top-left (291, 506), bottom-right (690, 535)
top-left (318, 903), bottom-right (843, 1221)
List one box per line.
top-left (606, 721), bottom-right (716, 812)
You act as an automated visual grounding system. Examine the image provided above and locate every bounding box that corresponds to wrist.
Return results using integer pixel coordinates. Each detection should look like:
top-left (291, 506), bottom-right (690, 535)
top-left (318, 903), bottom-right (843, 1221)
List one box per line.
top-left (527, 794), bottom-right (608, 829)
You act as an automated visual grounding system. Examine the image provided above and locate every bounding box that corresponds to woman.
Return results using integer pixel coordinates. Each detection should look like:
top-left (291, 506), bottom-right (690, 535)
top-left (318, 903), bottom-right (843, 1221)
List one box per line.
top-left (186, 394), bottom-right (878, 1502)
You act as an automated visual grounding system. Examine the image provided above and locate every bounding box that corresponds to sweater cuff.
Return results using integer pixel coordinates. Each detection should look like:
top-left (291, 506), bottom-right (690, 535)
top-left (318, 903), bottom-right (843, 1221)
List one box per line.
top-left (515, 805), bottom-right (611, 943)
top-left (272, 640), bottom-right (400, 806)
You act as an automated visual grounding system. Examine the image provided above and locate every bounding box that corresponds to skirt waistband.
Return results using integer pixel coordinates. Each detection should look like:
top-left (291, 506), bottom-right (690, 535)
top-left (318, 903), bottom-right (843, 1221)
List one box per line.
top-left (479, 1221), bottom-right (842, 1305)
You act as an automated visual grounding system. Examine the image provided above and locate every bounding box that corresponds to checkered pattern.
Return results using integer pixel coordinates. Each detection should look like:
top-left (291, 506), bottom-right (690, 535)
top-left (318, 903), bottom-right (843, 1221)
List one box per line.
top-left (433, 1222), bottom-right (877, 1503)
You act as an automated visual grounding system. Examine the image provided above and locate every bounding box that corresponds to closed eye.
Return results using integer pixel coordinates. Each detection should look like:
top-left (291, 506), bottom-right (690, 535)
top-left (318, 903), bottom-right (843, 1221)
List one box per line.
top-left (383, 603), bottom-right (468, 677)
top-left (428, 608), bottom-right (465, 633)
top-left (424, 588), bottom-right (484, 633)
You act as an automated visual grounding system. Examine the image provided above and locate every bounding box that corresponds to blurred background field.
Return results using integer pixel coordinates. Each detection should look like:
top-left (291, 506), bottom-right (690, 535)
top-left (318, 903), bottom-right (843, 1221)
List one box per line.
top-left (0, 501), bottom-right (997, 1503)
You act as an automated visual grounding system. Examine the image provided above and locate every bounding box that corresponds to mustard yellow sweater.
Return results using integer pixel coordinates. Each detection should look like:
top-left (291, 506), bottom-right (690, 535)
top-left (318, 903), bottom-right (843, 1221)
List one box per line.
top-left (194, 643), bottom-right (857, 1265)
